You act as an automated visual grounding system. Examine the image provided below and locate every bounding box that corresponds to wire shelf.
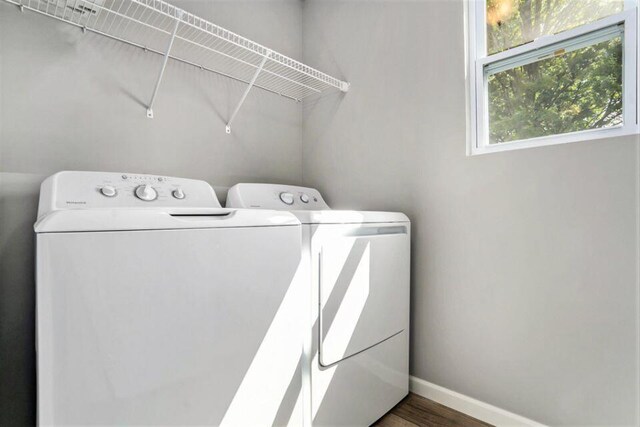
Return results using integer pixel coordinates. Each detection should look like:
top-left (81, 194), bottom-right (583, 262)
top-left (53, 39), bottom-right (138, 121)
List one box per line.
top-left (3, 0), bottom-right (349, 130)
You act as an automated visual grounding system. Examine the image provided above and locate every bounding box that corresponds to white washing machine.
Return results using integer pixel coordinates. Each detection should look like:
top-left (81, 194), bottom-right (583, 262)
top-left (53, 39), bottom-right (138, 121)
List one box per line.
top-left (34, 171), bottom-right (305, 426)
top-left (226, 184), bottom-right (410, 427)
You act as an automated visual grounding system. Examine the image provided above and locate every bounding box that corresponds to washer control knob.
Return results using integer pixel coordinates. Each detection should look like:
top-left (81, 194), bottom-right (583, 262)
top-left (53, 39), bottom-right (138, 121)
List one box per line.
top-left (300, 193), bottom-right (310, 203)
top-left (279, 192), bottom-right (294, 205)
top-left (172, 188), bottom-right (185, 199)
top-left (135, 185), bottom-right (158, 201)
top-left (100, 185), bottom-right (117, 197)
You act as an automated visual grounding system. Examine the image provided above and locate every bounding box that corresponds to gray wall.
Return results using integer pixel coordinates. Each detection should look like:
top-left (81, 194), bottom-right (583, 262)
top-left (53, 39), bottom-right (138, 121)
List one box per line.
top-left (302, 1), bottom-right (639, 426)
top-left (0, 1), bottom-right (303, 424)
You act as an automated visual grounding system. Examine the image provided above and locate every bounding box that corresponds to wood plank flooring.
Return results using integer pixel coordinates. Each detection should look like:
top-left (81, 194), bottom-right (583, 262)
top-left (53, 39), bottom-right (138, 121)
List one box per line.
top-left (372, 393), bottom-right (493, 427)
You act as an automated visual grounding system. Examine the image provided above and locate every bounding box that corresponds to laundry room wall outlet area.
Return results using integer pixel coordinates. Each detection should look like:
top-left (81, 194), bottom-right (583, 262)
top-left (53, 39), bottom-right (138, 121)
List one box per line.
top-left (1, 0), bottom-right (639, 426)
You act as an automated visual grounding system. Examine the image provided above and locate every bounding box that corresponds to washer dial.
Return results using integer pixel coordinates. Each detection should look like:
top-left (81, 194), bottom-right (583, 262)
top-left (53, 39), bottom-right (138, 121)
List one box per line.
top-left (100, 186), bottom-right (117, 197)
top-left (135, 185), bottom-right (158, 201)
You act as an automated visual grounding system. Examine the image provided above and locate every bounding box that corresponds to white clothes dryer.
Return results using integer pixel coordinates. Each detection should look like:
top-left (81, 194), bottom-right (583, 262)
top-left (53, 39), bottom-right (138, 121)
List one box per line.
top-left (227, 183), bottom-right (410, 427)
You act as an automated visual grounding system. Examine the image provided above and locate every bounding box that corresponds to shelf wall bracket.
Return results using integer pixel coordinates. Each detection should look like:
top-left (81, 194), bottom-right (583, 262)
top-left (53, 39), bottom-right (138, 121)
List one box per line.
top-left (146, 10), bottom-right (183, 119)
top-left (225, 50), bottom-right (272, 134)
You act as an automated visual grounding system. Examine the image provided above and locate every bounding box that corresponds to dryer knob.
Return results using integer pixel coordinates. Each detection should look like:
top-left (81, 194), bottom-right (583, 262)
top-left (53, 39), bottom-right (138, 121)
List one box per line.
top-left (135, 185), bottom-right (158, 201)
top-left (279, 192), bottom-right (294, 205)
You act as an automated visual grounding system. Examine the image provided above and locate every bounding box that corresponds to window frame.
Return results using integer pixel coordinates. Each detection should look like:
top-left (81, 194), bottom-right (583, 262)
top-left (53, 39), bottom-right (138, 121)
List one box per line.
top-left (466, 0), bottom-right (640, 155)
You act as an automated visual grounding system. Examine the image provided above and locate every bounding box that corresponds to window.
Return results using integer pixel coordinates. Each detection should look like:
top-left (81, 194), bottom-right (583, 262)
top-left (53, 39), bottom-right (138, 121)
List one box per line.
top-left (467, 0), bottom-right (639, 154)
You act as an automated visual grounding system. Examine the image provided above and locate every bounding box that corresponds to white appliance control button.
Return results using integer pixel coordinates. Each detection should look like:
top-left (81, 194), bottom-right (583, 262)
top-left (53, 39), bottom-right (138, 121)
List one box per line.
top-left (172, 188), bottom-right (185, 199)
top-left (279, 192), bottom-right (294, 205)
top-left (135, 185), bottom-right (158, 201)
top-left (100, 186), bottom-right (117, 197)
top-left (300, 193), bottom-right (309, 203)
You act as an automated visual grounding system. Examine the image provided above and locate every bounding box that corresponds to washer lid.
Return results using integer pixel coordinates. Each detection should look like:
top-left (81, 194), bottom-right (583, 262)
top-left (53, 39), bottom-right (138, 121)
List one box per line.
top-left (34, 208), bottom-right (299, 233)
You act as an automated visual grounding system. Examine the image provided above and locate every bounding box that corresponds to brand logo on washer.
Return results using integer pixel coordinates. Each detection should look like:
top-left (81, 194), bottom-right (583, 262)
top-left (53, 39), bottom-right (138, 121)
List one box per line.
top-left (66, 201), bottom-right (87, 205)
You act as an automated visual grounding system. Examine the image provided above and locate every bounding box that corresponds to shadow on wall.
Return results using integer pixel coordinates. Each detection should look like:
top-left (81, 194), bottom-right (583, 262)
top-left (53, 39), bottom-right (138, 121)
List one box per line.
top-left (0, 173), bottom-right (43, 426)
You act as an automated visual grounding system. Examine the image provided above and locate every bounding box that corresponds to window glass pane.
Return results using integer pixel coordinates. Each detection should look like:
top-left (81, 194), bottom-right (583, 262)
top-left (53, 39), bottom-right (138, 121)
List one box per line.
top-left (487, 35), bottom-right (623, 144)
top-left (487, 0), bottom-right (624, 54)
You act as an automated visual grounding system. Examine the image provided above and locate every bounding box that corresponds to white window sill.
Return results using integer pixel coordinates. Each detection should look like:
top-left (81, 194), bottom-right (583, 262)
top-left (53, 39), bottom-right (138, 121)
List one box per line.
top-left (468, 125), bottom-right (640, 156)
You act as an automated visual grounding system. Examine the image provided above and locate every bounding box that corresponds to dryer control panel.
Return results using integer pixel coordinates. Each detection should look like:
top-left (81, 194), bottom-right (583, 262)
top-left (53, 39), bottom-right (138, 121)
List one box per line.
top-left (226, 183), bottom-right (329, 210)
top-left (37, 171), bottom-right (221, 219)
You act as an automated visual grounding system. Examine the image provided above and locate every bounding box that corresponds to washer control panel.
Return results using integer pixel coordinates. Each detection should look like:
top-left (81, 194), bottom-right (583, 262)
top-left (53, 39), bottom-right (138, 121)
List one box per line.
top-left (37, 171), bottom-right (221, 218)
top-left (226, 183), bottom-right (329, 210)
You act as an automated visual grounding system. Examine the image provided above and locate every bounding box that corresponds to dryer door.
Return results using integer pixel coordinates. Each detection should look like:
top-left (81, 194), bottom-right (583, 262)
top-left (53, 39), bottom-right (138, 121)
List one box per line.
top-left (316, 223), bottom-right (410, 366)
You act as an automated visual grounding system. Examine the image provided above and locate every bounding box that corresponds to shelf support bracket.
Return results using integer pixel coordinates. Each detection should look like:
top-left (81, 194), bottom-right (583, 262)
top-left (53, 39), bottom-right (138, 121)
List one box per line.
top-left (226, 51), bottom-right (271, 134)
top-left (146, 11), bottom-right (183, 119)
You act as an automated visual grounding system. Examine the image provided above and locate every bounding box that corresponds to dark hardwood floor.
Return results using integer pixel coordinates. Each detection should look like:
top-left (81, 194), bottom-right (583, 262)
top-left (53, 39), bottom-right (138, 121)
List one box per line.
top-left (372, 393), bottom-right (493, 427)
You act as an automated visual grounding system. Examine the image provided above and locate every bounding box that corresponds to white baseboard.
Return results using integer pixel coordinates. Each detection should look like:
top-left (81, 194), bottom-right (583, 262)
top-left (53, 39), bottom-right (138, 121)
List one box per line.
top-left (409, 376), bottom-right (547, 427)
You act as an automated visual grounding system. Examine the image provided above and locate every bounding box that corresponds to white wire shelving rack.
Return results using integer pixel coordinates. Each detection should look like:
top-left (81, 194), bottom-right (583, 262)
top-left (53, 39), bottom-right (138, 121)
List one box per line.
top-left (3, 0), bottom-right (350, 133)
